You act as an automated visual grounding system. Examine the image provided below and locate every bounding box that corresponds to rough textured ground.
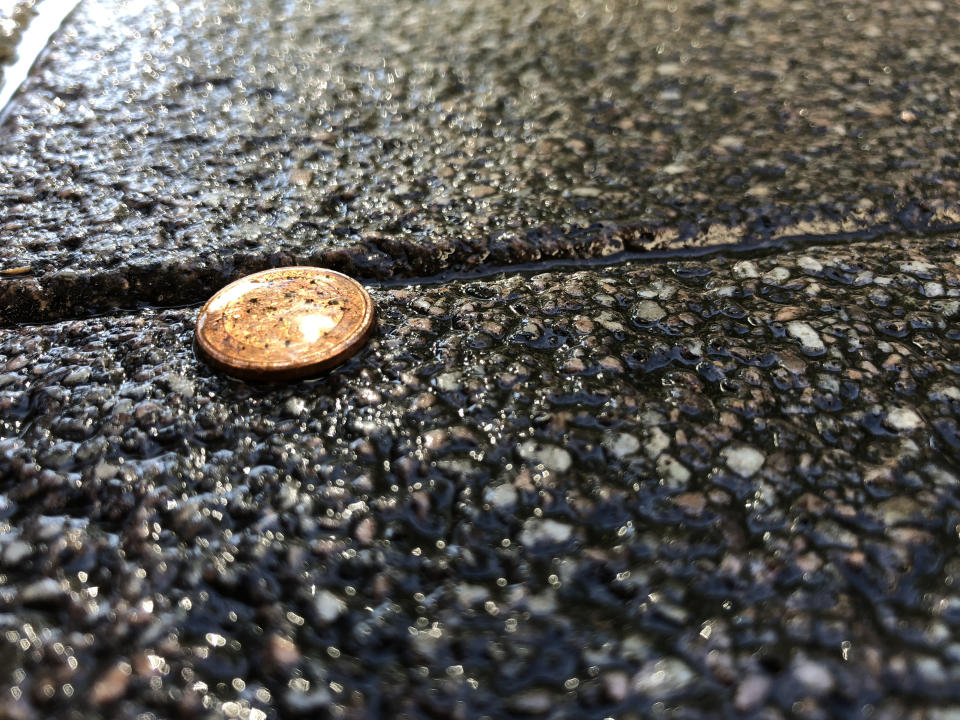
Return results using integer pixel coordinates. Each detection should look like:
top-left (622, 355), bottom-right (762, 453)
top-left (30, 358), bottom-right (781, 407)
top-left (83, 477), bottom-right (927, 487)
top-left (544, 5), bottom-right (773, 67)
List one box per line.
top-left (4, 0), bottom-right (960, 718)
top-left (3, 0), bottom-right (960, 321)
top-left (2, 237), bottom-right (960, 719)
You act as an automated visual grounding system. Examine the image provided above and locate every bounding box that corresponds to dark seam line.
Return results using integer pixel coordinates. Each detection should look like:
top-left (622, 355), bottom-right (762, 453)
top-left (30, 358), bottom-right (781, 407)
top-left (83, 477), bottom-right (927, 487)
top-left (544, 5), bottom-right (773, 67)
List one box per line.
top-left (3, 220), bottom-right (959, 330)
top-left (367, 221), bottom-right (960, 290)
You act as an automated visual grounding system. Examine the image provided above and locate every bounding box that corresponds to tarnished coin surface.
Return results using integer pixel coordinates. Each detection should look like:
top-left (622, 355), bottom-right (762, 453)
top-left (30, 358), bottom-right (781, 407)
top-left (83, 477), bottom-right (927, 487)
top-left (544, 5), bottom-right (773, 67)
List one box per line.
top-left (195, 267), bottom-right (375, 381)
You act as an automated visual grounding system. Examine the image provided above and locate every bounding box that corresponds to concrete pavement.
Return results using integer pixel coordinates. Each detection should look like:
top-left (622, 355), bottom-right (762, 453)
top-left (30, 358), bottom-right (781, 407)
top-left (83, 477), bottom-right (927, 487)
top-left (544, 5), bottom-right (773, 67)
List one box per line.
top-left (2, 1), bottom-right (960, 718)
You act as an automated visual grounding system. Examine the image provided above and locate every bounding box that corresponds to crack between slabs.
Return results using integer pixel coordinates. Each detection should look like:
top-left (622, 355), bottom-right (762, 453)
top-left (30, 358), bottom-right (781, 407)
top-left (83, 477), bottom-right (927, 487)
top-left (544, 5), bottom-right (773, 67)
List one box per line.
top-left (3, 219), bottom-right (959, 330)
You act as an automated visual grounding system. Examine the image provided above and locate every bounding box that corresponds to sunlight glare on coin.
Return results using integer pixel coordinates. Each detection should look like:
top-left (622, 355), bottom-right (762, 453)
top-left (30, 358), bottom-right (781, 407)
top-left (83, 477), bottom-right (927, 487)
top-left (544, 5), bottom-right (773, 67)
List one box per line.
top-left (195, 267), bottom-right (375, 381)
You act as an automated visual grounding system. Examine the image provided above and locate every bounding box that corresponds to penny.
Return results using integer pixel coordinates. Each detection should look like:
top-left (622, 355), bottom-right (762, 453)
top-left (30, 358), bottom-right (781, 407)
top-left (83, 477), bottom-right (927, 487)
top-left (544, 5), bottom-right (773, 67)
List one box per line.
top-left (195, 267), bottom-right (375, 381)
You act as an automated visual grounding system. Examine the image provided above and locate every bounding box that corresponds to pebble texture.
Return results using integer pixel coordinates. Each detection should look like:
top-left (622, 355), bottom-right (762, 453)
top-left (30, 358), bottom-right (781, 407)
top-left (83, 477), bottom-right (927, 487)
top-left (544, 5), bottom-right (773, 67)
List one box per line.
top-left (3, 0), bottom-right (960, 320)
top-left (2, 237), bottom-right (960, 718)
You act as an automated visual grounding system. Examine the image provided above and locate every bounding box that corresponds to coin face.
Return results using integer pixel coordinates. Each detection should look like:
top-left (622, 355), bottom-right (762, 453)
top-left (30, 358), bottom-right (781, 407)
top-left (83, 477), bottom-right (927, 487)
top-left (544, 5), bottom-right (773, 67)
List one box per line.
top-left (195, 267), bottom-right (375, 381)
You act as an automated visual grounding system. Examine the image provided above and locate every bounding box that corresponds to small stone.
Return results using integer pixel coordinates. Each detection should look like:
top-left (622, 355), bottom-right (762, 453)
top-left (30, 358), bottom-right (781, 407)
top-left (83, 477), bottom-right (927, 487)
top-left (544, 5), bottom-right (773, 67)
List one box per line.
top-left (507, 689), bottom-right (552, 714)
top-left (90, 663), bottom-right (131, 705)
top-left (314, 590), bottom-right (346, 623)
top-left (775, 306), bottom-right (804, 322)
top-left (95, 461), bottom-right (119, 480)
top-left (634, 300), bottom-right (666, 322)
top-left (19, 578), bottom-right (65, 604)
top-left (633, 658), bottom-right (693, 694)
top-left (484, 483), bottom-right (518, 510)
top-left (37, 442), bottom-right (78, 470)
top-left (814, 519), bottom-right (858, 548)
top-left (288, 168), bottom-right (313, 186)
top-left (63, 367), bottom-right (90, 385)
top-left (732, 260), bottom-right (759, 279)
top-left (657, 454), bottom-right (691, 488)
top-left (573, 316), bottom-right (594, 333)
top-left (599, 355), bottom-right (623, 372)
top-left (924, 281), bottom-right (944, 297)
top-left (734, 674), bottom-right (771, 711)
top-left (519, 441), bottom-right (571, 473)
top-left (878, 497), bottom-right (922, 525)
top-left (762, 267), bottom-right (791, 284)
top-left (436, 372), bottom-right (462, 392)
top-left (935, 300), bottom-right (960, 318)
top-left (929, 385), bottom-right (960, 403)
top-left (357, 388), bottom-right (382, 405)
top-left (716, 135), bottom-right (745, 151)
top-left (469, 185), bottom-right (496, 199)
top-left (656, 62), bottom-right (683, 76)
top-left (283, 397), bottom-right (306, 416)
top-left (621, 635), bottom-right (652, 661)
top-left (915, 656), bottom-right (947, 684)
top-left (792, 659), bottom-right (834, 696)
top-left (721, 445), bottom-right (765, 478)
top-left (265, 633), bottom-right (300, 668)
top-left (602, 670), bottom-right (630, 702)
top-left (645, 426), bottom-right (671, 458)
top-left (520, 518), bottom-right (573, 547)
top-left (353, 517), bottom-right (376, 545)
top-left (134, 401), bottom-right (161, 421)
top-left (410, 631), bottom-right (440, 660)
top-left (422, 429), bottom-right (446, 449)
top-left (787, 321), bottom-right (825, 354)
top-left (527, 590), bottom-right (558, 614)
top-left (596, 311), bottom-right (627, 332)
top-left (571, 186), bottom-right (602, 197)
top-left (797, 256), bottom-right (823, 273)
top-left (671, 493), bottom-right (706, 516)
top-left (886, 407), bottom-right (923, 432)
top-left (160, 372), bottom-right (194, 399)
top-left (899, 260), bottom-right (936, 277)
top-left (455, 584), bottom-right (489, 607)
top-left (605, 432), bottom-right (640, 459)
top-left (1, 540), bottom-right (31, 566)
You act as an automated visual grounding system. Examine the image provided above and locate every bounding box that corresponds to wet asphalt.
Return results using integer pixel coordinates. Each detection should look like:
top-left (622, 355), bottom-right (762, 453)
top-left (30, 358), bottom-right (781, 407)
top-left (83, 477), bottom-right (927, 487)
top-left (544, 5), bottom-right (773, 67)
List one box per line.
top-left (3, 0), bottom-right (960, 322)
top-left (1, 0), bottom-right (960, 718)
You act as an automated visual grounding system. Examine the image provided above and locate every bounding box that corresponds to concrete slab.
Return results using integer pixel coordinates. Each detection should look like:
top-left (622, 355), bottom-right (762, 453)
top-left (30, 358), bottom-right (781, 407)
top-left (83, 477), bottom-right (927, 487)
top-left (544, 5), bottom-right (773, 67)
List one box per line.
top-left (2, 237), bottom-right (959, 717)
top-left (3, 0), bottom-right (960, 321)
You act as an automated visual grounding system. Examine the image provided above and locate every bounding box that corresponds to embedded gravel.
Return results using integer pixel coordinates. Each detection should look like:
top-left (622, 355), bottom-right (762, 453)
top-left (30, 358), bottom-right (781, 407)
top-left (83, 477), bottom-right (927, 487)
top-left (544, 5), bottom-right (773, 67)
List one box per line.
top-left (4, 0), bottom-right (960, 717)
top-left (2, 237), bottom-right (960, 719)
top-left (3, 0), bottom-right (960, 321)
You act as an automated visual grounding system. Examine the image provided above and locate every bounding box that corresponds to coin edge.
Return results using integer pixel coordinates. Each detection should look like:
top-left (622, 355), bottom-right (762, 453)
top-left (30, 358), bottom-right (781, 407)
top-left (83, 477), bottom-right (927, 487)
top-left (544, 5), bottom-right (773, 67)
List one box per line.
top-left (195, 267), bottom-right (376, 381)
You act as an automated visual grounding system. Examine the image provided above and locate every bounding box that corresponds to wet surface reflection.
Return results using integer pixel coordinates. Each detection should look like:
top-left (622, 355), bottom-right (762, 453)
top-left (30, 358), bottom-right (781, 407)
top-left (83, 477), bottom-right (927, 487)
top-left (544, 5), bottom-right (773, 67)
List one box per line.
top-left (1, 237), bottom-right (959, 716)
top-left (2, 0), bottom-right (960, 321)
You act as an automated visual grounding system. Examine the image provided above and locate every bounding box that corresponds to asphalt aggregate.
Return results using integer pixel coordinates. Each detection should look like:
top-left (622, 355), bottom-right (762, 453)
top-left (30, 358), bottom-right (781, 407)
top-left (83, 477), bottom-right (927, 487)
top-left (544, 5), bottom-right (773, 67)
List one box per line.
top-left (2, 0), bottom-right (960, 719)
top-left (2, 0), bottom-right (960, 321)
top-left (3, 238), bottom-right (960, 718)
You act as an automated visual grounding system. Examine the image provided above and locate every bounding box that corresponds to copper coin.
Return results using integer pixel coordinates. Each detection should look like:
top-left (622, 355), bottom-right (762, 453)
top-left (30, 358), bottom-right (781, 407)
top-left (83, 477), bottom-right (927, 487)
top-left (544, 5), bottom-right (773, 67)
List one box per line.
top-left (195, 267), bottom-right (375, 381)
